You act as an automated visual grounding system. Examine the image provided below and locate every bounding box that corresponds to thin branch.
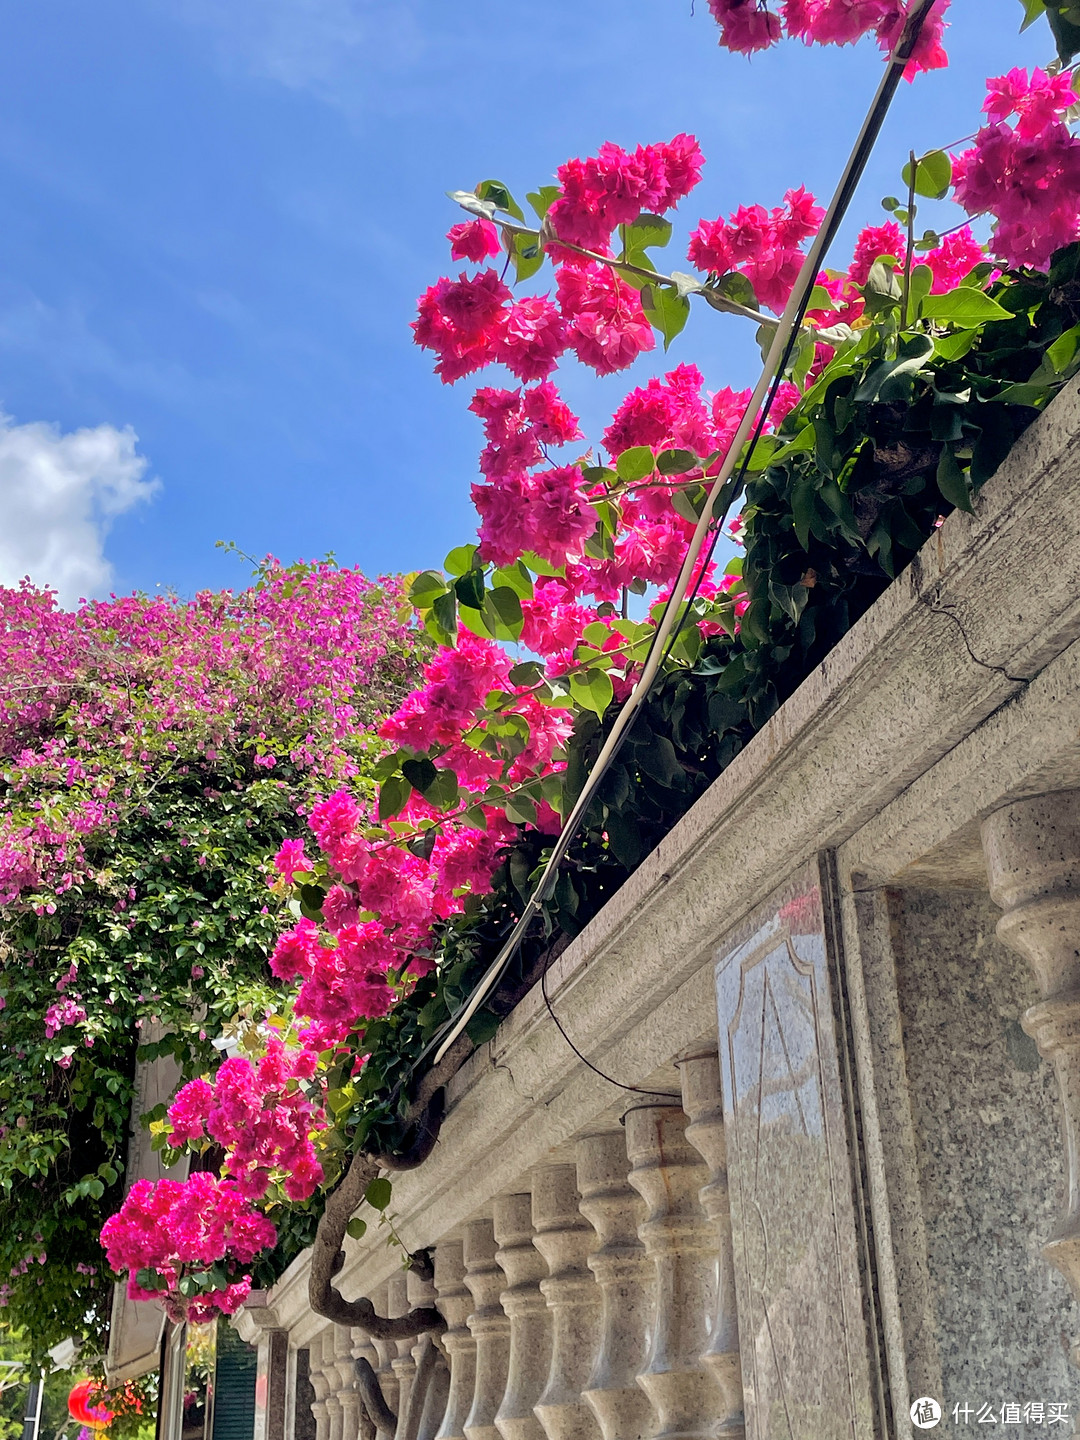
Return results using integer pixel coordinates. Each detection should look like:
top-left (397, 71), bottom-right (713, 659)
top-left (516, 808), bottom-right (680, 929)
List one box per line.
top-left (901, 149), bottom-right (918, 326)
top-left (473, 207), bottom-right (795, 331)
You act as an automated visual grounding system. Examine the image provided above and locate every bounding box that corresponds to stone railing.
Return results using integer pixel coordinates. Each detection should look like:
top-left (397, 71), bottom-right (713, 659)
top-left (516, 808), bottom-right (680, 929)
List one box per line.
top-left (235, 384), bottom-right (1080, 1439)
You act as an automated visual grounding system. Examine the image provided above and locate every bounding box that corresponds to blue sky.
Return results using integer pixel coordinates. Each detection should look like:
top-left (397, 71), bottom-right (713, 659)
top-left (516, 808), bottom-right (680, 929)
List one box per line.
top-left (0, 0), bottom-right (1050, 602)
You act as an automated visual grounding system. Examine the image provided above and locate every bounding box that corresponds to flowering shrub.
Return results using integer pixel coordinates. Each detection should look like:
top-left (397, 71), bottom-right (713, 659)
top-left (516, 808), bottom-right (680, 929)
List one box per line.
top-left (0, 560), bottom-right (426, 1362)
top-left (705, 0), bottom-right (951, 71)
top-left (101, 0), bottom-right (1080, 1331)
top-left (953, 67), bottom-right (1080, 269)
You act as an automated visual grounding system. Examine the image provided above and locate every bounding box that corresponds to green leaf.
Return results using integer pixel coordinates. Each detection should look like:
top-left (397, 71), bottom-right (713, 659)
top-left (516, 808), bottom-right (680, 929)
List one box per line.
top-left (881, 195), bottom-right (902, 212)
top-left (623, 213), bottom-right (672, 252)
top-left (934, 328), bottom-right (978, 362)
top-left (656, 448), bottom-right (698, 476)
top-left (502, 790), bottom-right (538, 827)
top-left (669, 270), bottom-right (705, 300)
top-left (527, 185), bottom-right (560, 221)
top-left (444, 545), bottom-right (479, 576)
top-left (430, 590), bottom-right (458, 643)
top-left (671, 484), bottom-right (707, 524)
top-left (492, 560), bottom-right (534, 599)
top-left (465, 1009), bottom-right (502, 1045)
top-left (862, 258), bottom-right (903, 318)
top-left (484, 586), bottom-right (524, 641)
top-left (568, 668), bottom-right (614, 717)
top-left (521, 550), bottom-right (565, 577)
top-left (921, 288), bottom-right (1012, 327)
top-left (716, 271), bottom-right (759, 309)
top-left (401, 757), bottom-right (438, 793)
top-left (509, 660), bottom-right (546, 687)
top-left (641, 284), bottom-right (691, 350)
top-left (636, 734), bottom-right (681, 786)
top-left (616, 254), bottom-right (655, 291)
top-left (1046, 323), bottom-right (1080, 374)
top-left (1046, 3), bottom-right (1080, 61)
top-left (454, 569), bottom-right (486, 610)
top-left (447, 189), bottom-right (496, 220)
top-left (1019, 0), bottom-right (1046, 29)
top-left (902, 150), bottom-right (953, 201)
top-left (346, 1217), bottom-right (368, 1241)
top-left (298, 884), bottom-right (325, 922)
top-left (476, 179), bottom-right (524, 222)
top-left (364, 1177), bottom-right (393, 1211)
top-left (378, 774), bottom-right (411, 822)
top-left (807, 283), bottom-right (839, 313)
top-left (936, 445), bottom-right (973, 513)
top-left (853, 334), bottom-right (934, 403)
top-left (409, 570), bottom-right (448, 606)
top-left (424, 769), bottom-right (460, 811)
top-left (510, 231), bottom-right (544, 284)
top-left (791, 475), bottom-right (818, 552)
top-left (907, 263), bottom-right (933, 317)
top-left (993, 382), bottom-right (1053, 407)
top-left (616, 446), bottom-right (656, 483)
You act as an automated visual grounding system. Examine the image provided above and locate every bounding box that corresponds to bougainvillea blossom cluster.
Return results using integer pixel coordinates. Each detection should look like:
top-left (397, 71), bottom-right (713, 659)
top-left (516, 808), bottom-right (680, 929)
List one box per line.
top-left (953, 68), bottom-right (1080, 269)
top-left (101, 1175), bottom-right (276, 1323)
top-left (688, 187), bottom-right (826, 312)
top-left (0, 565), bottom-right (422, 910)
top-left (705, 0), bottom-right (950, 75)
top-left (166, 1036), bottom-right (325, 1202)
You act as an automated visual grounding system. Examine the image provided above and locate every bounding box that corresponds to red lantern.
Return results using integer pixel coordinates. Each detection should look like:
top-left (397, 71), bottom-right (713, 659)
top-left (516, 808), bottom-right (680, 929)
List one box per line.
top-left (67, 1379), bottom-right (115, 1429)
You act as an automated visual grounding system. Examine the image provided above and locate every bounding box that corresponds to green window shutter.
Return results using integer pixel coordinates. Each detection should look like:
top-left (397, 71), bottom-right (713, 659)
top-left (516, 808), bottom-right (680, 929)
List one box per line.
top-left (211, 1322), bottom-right (257, 1440)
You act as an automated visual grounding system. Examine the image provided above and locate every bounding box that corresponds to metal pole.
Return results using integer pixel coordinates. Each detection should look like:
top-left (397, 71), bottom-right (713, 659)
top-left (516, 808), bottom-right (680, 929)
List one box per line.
top-left (20, 1373), bottom-right (42, 1440)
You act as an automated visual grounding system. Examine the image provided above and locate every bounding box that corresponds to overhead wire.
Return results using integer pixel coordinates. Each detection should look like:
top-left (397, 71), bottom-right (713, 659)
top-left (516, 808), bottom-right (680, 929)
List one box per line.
top-left (405, 0), bottom-right (940, 1081)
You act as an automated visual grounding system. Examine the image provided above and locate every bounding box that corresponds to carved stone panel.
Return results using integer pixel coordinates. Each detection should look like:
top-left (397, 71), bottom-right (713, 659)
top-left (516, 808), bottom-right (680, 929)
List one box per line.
top-left (715, 858), bottom-right (881, 1440)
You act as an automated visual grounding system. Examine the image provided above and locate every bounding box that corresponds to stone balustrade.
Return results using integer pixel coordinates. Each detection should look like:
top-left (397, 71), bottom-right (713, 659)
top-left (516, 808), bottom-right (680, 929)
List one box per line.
top-left (271, 1090), bottom-right (738, 1440)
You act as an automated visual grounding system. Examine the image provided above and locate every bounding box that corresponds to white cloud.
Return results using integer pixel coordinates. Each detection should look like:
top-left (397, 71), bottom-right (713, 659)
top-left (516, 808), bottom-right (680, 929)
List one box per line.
top-left (0, 414), bottom-right (160, 606)
top-left (163, 0), bottom-right (427, 112)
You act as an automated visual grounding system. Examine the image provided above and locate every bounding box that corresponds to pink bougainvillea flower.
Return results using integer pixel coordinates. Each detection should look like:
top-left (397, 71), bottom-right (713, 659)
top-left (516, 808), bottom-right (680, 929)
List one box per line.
top-left (447, 218), bottom-right (501, 262)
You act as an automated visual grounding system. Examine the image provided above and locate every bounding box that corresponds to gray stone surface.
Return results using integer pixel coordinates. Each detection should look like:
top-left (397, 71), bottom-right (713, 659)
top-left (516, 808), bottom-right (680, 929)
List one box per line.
top-left (893, 888), bottom-right (1080, 1411)
top-left (716, 861), bottom-right (880, 1440)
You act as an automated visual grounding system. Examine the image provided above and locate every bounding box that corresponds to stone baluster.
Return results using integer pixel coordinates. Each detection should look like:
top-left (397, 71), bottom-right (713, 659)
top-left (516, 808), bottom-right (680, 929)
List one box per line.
top-left (408, 1266), bottom-right (451, 1440)
top-left (463, 1218), bottom-right (512, 1440)
top-left (625, 1104), bottom-right (716, 1440)
top-left (371, 1283), bottom-right (401, 1440)
top-left (533, 1165), bottom-right (602, 1440)
top-left (494, 1192), bottom-right (552, 1440)
top-left (389, 1272), bottom-right (419, 1440)
top-left (677, 1045), bottom-right (744, 1438)
top-left (983, 790), bottom-right (1080, 1364)
top-left (335, 1325), bottom-right (362, 1440)
top-left (310, 1332), bottom-right (334, 1440)
top-left (327, 1331), bottom-right (346, 1440)
top-left (352, 1326), bottom-right (383, 1440)
top-left (576, 1130), bottom-right (655, 1440)
top-left (435, 1240), bottom-right (477, 1440)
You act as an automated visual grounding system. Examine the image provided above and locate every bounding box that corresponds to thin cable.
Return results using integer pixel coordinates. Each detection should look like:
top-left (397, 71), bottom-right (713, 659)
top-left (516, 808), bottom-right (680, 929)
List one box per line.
top-left (425, 0), bottom-right (938, 1069)
top-left (540, 952), bottom-right (681, 1100)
